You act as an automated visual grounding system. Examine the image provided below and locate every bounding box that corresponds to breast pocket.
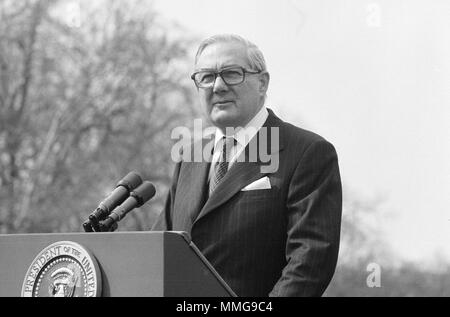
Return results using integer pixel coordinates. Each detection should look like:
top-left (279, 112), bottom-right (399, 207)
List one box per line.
top-left (238, 188), bottom-right (277, 201)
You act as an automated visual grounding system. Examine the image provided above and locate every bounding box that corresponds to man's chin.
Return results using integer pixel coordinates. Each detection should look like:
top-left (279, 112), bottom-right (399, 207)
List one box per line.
top-left (209, 110), bottom-right (239, 130)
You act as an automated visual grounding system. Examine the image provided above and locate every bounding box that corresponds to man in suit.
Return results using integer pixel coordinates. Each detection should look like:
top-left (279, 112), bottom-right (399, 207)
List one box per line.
top-left (152, 34), bottom-right (342, 297)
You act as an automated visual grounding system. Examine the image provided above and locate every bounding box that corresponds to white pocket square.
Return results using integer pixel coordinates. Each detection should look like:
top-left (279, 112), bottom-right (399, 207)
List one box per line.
top-left (241, 176), bottom-right (271, 191)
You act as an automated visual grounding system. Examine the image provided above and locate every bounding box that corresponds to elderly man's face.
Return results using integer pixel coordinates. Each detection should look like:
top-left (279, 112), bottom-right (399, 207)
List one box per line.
top-left (195, 42), bottom-right (269, 132)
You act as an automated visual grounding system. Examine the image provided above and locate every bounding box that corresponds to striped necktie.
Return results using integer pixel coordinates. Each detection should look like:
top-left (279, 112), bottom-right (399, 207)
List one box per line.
top-left (209, 136), bottom-right (236, 194)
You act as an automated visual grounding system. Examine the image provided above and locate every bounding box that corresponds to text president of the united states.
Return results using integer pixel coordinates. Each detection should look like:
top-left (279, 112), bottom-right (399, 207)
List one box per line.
top-left (152, 34), bottom-right (342, 297)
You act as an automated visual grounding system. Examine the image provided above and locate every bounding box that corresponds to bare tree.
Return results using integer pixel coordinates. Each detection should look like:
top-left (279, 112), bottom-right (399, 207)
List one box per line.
top-left (0, 0), bottom-right (200, 233)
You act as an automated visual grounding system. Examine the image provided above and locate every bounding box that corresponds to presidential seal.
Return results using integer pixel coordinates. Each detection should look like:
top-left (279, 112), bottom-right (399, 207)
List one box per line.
top-left (21, 241), bottom-right (102, 297)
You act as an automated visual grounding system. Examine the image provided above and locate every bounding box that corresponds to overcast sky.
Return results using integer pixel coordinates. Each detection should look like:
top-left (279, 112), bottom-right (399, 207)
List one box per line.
top-left (151, 0), bottom-right (450, 265)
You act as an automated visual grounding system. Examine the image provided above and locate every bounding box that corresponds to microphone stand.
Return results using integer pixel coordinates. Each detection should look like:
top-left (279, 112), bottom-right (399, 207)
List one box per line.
top-left (82, 214), bottom-right (118, 232)
top-left (99, 221), bottom-right (118, 232)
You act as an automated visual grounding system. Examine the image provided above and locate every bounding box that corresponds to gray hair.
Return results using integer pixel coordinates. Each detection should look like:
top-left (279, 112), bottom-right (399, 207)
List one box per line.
top-left (194, 34), bottom-right (268, 72)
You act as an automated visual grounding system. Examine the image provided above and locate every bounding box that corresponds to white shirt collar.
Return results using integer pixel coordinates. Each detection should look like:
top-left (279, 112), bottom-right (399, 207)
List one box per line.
top-left (213, 105), bottom-right (269, 149)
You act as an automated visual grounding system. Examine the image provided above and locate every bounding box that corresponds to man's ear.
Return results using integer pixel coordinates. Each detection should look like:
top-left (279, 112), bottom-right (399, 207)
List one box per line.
top-left (259, 72), bottom-right (270, 95)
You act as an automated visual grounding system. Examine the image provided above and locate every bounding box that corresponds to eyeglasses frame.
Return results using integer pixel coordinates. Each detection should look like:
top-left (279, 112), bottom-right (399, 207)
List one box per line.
top-left (190, 66), bottom-right (263, 89)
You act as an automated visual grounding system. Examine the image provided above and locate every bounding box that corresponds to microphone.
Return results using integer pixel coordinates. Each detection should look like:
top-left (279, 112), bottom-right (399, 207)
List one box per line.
top-left (82, 172), bottom-right (143, 232)
top-left (90, 171), bottom-right (143, 221)
top-left (101, 181), bottom-right (156, 230)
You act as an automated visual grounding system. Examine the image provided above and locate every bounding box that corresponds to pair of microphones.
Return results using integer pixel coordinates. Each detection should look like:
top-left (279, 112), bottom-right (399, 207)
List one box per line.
top-left (82, 172), bottom-right (156, 232)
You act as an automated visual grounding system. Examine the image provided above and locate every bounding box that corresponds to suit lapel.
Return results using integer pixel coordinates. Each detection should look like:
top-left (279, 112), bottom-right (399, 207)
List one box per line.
top-left (175, 137), bottom-right (213, 230)
top-left (193, 109), bottom-right (285, 225)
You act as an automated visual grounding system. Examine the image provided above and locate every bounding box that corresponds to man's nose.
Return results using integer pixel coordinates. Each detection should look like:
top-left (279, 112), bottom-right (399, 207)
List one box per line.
top-left (212, 74), bottom-right (229, 93)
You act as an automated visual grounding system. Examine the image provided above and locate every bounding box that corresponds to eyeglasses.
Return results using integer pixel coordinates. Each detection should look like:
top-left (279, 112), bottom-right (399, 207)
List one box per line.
top-left (191, 67), bottom-right (262, 89)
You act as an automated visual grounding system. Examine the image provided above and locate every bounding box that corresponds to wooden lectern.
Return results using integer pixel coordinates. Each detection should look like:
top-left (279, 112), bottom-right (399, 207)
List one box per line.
top-left (0, 231), bottom-right (236, 297)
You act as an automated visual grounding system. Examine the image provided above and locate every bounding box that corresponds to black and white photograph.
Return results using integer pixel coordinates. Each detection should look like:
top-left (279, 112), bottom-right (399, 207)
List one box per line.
top-left (0, 0), bottom-right (449, 300)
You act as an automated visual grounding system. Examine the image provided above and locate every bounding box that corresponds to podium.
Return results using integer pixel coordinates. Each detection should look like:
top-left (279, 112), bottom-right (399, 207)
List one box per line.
top-left (0, 231), bottom-right (236, 297)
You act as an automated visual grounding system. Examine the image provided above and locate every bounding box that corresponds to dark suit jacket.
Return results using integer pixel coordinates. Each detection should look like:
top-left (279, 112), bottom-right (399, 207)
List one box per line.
top-left (152, 109), bottom-right (342, 297)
